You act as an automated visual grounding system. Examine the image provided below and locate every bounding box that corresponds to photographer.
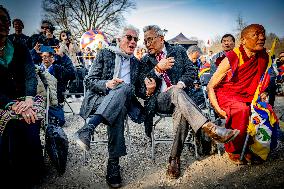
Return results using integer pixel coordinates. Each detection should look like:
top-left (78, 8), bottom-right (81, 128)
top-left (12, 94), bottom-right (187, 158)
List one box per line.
top-left (27, 20), bottom-right (59, 50)
top-left (59, 30), bottom-right (80, 67)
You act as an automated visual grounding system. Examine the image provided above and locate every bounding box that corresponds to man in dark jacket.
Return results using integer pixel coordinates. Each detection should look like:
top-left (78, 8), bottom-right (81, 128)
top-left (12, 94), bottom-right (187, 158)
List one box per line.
top-left (140, 25), bottom-right (240, 179)
top-left (27, 20), bottom-right (59, 50)
top-left (8, 18), bottom-right (29, 46)
top-left (189, 80), bottom-right (205, 108)
top-left (76, 25), bottom-right (143, 188)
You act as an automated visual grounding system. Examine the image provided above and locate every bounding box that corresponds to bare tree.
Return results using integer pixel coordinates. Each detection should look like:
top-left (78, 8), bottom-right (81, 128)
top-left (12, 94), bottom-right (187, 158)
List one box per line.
top-left (42, 0), bottom-right (136, 39)
top-left (234, 13), bottom-right (247, 40)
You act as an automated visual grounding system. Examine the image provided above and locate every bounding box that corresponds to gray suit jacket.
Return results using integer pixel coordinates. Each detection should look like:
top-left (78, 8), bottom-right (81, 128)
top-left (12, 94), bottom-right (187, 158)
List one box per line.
top-left (79, 48), bottom-right (143, 120)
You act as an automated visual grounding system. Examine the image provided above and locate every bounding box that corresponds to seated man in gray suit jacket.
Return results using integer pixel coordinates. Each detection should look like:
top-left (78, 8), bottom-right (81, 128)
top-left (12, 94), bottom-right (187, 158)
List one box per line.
top-left (140, 25), bottom-right (240, 179)
top-left (75, 25), bottom-right (143, 188)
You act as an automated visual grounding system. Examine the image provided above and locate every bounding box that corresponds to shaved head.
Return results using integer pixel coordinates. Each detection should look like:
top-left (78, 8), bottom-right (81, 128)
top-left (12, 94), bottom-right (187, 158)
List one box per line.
top-left (241, 24), bottom-right (265, 39)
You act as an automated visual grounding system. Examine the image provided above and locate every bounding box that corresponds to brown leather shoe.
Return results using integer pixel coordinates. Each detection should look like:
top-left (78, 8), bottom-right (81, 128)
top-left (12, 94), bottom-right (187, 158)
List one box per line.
top-left (202, 122), bottom-right (240, 143)
top-left (166, 157), bottom-right (180, 179)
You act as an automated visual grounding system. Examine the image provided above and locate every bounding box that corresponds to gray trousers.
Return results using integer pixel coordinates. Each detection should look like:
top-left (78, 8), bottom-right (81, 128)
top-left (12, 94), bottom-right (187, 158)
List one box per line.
top-left (156, 87), bottom-right (208, 157)
top-left (95, 83), bottom-right (132, 158)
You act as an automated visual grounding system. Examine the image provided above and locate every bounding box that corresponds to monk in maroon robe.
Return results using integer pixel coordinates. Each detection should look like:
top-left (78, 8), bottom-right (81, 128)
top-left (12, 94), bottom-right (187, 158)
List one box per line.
top-left (207, 24), bottom-right (268, 164)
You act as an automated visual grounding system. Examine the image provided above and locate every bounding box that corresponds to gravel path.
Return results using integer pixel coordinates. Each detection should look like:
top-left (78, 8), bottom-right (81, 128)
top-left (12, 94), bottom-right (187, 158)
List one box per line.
top-left (37, 96), bottom-right (284, 189)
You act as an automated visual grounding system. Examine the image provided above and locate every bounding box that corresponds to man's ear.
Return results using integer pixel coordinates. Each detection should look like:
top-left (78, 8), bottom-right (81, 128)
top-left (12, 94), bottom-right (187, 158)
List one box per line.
top-left (241, 37), bottom-right (245, 45)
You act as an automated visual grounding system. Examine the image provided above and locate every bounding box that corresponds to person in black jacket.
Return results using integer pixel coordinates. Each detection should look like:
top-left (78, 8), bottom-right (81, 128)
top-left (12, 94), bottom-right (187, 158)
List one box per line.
top-left (140, 25), bottom-right (239, 179)
top-left (27, 20), bottom-right (59, 50)
top-left (8, 18), bottom-right (29, 46)
top-left (189, 80), bottom-right (206, 108)
top-left (0, 5), bottom-right (43, 187)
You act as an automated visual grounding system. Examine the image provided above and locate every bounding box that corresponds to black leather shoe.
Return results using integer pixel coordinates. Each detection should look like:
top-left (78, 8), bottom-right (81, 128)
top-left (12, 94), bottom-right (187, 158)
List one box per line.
top-left (106, 158), bottom-right (122, 188)
top-left (74, 123), bottom-right (94, 151)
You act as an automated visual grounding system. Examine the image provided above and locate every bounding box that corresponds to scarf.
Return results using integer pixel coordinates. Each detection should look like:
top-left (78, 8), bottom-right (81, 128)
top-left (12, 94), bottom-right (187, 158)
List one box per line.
top-left (106, 45), bottom-right (133, 78)
top-left (0, 39), bottom-right (14, 68)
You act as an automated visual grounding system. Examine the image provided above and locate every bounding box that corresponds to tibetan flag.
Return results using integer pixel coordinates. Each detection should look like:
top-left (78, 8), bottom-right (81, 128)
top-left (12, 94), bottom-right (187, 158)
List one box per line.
top-left (278, 64), bottom-right (284, 77)
top-left (198, 62), bottom-right (211, 78)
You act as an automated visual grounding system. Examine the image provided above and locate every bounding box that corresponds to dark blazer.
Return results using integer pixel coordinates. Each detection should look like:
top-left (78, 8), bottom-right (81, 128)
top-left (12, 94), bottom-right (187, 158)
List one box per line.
top-left (0, 42), bottom-right (37, 109)
top-left (79, 48), bottom-right (143, 120)
top-left (139, 42), bottom-right (196, 136)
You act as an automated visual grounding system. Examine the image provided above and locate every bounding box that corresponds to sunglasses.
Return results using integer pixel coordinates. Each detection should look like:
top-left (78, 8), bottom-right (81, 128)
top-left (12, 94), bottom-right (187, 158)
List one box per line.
top-left (125, 35), bottom-right (138, 42)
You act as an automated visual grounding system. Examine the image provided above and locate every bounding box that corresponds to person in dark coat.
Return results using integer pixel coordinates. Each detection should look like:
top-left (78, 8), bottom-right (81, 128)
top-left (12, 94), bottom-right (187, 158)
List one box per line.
top-left (8, 18), bottom-right (29, 46)
top-left (189, 80), bottom-right (205, 108)
top-left (68, 64), bottom-right (88, 99)
top-left (76, 25), bottom-right (143, 188)
top-left (0, 5), bottom-right (43, 187)
top-left (27, 20), bottom-right (59, 50)
top-left (140, 25), bottom-right (239, 179)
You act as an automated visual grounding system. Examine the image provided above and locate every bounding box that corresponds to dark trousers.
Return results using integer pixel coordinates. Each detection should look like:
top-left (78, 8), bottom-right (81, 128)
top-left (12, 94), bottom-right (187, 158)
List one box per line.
top-left (95, 83), bottom-right (132, 158)
top-left (156, 87), bottom-right (208, 157)
top-left (0, 120), bottom-right (43, 188)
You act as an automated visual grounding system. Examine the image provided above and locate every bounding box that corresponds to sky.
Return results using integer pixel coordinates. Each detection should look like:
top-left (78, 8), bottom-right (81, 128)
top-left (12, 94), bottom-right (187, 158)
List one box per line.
top-left (2, 0), bottom-right (284, 44)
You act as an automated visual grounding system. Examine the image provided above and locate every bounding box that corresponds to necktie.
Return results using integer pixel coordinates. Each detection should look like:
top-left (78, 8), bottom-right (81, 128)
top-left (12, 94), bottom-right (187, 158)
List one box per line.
top-left (156, 52), bottom-right (172, 87)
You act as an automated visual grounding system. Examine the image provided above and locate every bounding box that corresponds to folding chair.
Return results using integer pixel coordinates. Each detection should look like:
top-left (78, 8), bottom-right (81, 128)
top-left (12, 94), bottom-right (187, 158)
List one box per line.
top-left (151, 112), bottom-right (199, 161)
top-left (82, 116), bottom-right (131, 163)
top-left (63, 92), bottom-right (84, 115)
top-left (81, 81), bottom-right (132, 163)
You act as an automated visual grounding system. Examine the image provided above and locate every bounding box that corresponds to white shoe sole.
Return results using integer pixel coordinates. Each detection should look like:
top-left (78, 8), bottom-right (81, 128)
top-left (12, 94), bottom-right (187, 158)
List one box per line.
top-left (74, 133), bottom-right (90, 151)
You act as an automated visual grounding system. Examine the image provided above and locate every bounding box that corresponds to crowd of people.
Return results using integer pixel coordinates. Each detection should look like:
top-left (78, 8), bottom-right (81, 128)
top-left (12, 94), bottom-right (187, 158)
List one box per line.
top-left (0, 4), bottom-right (284, 189)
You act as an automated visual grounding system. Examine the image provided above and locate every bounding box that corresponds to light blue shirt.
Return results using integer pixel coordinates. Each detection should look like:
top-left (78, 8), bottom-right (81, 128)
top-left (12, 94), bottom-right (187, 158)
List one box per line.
top-left (119, 56), bottom-right (131, 84)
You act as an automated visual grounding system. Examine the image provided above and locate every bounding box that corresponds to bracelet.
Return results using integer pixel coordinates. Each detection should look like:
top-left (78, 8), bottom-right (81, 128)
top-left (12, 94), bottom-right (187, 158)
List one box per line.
top-left (5, 101), bottom-right (16, 109)
top-left (25, 96), bottom-right (33, 100)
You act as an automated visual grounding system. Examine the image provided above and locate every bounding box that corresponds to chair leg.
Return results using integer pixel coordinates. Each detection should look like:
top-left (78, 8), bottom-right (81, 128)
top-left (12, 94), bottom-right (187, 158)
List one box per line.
top-left (64, 99), bottom-right (75, 115)
top-left (125, 117), bottom-right (131, 157)
top-left (193, 134), bottom-right (199, 160)
top-left (151, 126), bottom-right (155, 161)
top-left (83, 151), bottom-right (87, 165)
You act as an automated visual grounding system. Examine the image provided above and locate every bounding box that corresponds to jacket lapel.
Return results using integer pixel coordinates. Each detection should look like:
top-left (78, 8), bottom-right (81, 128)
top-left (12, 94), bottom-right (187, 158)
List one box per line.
top-left (130, 57), bottom-right (136, 83)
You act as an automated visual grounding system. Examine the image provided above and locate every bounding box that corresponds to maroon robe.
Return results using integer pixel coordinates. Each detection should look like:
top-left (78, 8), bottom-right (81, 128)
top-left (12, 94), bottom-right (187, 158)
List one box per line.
top-left (215, 45), bottom-right (268, 153)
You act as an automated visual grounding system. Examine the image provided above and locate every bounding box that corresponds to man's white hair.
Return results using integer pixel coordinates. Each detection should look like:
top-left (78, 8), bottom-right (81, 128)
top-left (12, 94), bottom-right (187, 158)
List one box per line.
top-left (119, 25), bottom-right (140, 38)
top-left (143, 25), bottom-right (164, 36)
top-left (187, 45), bottom-right (202, 54)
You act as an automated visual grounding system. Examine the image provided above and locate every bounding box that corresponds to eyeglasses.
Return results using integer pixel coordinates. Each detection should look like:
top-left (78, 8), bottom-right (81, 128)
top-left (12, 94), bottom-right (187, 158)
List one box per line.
top-left (143, 36), bottom-right (159, 45)
top-left (41, 26), bottom-right (49, 29)
top-left (41, 55), bottom-right (53, 59)
top-left (125, 35), bottom-right (139, 42)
